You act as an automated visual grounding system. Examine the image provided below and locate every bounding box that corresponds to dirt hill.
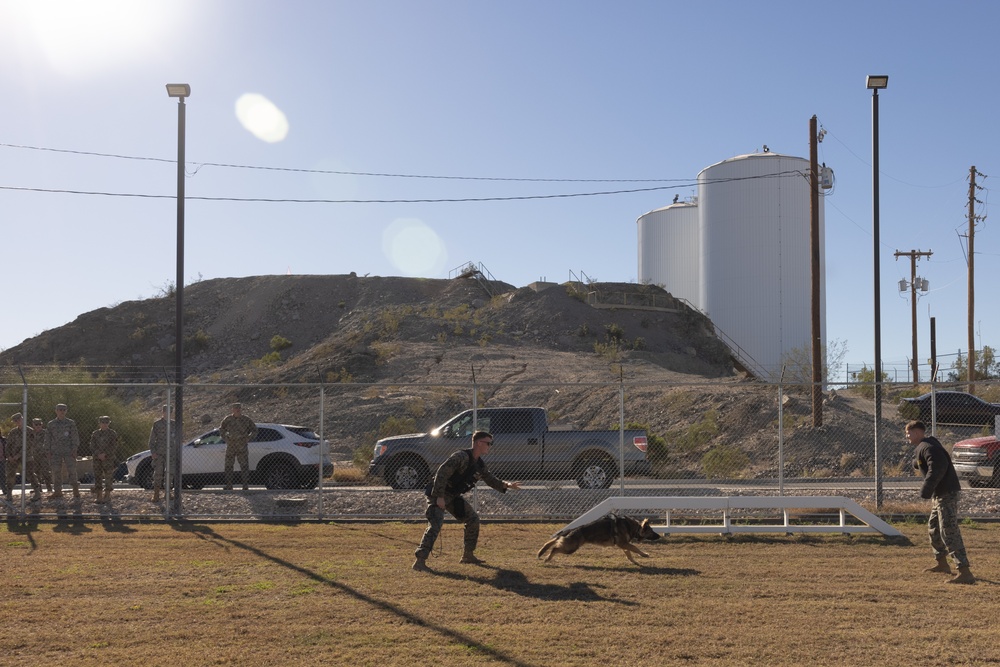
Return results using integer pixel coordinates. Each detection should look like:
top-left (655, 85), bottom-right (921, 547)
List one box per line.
top-left (0, 274), bottom-right (916, 478)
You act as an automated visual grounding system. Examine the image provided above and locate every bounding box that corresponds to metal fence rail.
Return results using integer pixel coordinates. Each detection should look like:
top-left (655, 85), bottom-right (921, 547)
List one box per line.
top-left (1, 378), bottom-right (997, 521)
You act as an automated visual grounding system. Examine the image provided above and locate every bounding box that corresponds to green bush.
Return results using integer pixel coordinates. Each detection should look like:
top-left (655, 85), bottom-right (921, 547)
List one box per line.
top-left (270, 335), bottom-right (292, 351)
top-left (702, 444), bottom-right (750, 479)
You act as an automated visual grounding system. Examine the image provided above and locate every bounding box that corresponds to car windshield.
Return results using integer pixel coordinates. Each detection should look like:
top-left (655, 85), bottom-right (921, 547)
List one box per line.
top-left (286, 426), bottom-right (319, 440)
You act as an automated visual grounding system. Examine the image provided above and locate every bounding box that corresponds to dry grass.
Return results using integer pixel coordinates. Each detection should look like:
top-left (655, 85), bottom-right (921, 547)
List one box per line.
top-left (1, 519), bottom-right (999, 666)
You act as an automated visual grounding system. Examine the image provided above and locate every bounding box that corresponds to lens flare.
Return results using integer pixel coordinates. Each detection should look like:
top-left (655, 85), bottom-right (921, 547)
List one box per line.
top-left (382, 218), bottom-right (447, 277)
top-left (235, 93), bottom-right (289, 143)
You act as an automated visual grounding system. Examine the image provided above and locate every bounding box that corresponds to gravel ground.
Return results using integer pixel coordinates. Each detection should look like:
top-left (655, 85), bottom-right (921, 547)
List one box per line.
top-left (3, 484), bottom-right (999, 522)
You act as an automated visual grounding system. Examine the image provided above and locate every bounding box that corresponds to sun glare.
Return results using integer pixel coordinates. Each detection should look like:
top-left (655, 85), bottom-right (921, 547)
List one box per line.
top-left (382, 218), bottom-right (448, 277)
top-left (14, 0), bottom-right (175, 76)
top-left (235, 93), bottom-right (290, 143)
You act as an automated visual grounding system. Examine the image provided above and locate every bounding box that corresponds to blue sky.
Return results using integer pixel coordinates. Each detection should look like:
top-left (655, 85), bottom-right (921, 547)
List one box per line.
top-left (0, 0), bottom-right (996, 381)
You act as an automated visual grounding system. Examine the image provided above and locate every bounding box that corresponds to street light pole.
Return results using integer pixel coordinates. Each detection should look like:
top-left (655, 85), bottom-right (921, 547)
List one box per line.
top-left (166, 83), bottom-right (190, 516)
top-left (867, 74), bottom-right (888, 509)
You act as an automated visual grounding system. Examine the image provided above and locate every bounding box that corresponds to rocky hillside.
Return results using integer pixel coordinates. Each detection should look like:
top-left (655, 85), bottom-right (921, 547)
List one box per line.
top-left (0, 274), bottom-right (918, 478)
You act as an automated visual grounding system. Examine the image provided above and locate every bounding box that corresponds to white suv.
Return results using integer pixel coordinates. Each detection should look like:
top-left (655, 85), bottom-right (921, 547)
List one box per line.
top-left (124, 423), bottom-right (333, 490)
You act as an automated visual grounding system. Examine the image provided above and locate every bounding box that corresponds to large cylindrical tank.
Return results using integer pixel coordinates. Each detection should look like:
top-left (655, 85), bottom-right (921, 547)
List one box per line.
top-left (698, 152), bottom-right (826, 380)
top-left (636, 201), bottom-right (700, 308)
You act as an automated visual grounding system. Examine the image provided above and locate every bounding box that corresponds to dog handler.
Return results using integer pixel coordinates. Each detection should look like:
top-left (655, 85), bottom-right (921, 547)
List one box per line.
top-left (413, 430), bottom-right (521, 571)
top-left (908, 420), bottom-right (975, 585)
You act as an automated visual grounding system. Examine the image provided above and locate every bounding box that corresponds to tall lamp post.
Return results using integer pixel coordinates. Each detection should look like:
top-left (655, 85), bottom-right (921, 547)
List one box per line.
top-left (867, 74), bottom-right (888, 509)
top-left (166, 83), bottom-right (190, 516)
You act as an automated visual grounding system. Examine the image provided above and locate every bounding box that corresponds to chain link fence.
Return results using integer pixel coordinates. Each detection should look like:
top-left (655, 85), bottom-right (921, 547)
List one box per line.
top-left (2, 378), bottom-right (999, 520)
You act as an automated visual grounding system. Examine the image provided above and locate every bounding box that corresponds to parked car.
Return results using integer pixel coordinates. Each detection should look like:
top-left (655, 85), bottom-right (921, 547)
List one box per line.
top-left (369, 407), bottom-right (650, 490)
top-left (124, 423), bottom-right (333, 490)
top-left (897, 391), bottom-right (1000, 426)
top-left (952, 435), bottom-right (1000, 488)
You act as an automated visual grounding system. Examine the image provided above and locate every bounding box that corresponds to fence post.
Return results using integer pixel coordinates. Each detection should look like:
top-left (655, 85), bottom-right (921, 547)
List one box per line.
top-left (618, 380), bottom-right (625, 497)
top-left (165, 387), bottom-right (173, 517)
top-left (778, 381), bottom-right (784, 496)
top-left (318, 384), bottom-right (325, 520)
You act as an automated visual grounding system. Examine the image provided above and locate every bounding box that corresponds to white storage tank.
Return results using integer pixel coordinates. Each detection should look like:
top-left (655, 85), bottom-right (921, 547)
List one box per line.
top-left (697, 151), bottom-right (826, 380)
top-left (636, 200), bottom-right (700, 309)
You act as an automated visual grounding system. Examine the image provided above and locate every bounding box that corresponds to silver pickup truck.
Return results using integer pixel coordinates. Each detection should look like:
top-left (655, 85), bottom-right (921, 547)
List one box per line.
top-left (368, 407), bottom-right (650, 490)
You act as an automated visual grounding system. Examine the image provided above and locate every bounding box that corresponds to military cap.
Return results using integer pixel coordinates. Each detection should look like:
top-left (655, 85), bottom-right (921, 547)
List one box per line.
top-left (232, 402), bottom-right (242, 409)
top-left (98, 416), bottom-right (111, 423)
top-left (31, 418), bottom-right (43, 425)
top-left (55, 403), bottom-right (68, 410)
top-left (11, 413), bottom-right (22, 421)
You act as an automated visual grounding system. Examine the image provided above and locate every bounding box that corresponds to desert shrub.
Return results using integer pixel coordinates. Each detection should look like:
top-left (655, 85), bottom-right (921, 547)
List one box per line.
top-left (254, 351), bottom-right (282, 366)
top-left (325, 368), bottom-right (354, 383)
top-left (605, 323), bottom-right (625, 344)
top-left (186, 329), bottom-right (211, 354)
top-left (270, 335), bottom-right (292, 351)
top-left (631, 337), bottom-right (646, 351)
top-left (702, 444), bottom-right (749, 479)
top-left (577, 323), bottom-right (590, 338)
top-left (370, 341), bottom-right (400, 365)
top-left (850, 365), bottom-right (890, 399)
top-left (594, 341), bottom-right (621, 362)
top-left (378, 415), bottom-right (418, 439)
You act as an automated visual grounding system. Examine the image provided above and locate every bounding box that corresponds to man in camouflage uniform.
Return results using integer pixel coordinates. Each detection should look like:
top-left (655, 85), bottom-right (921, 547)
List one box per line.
top-left (220, 403), bottom-right (256, 491)
top-left (6, 414), bottom-right (42, 502)
top-left (148, 405), bottom-right (175, 503)
top-left (908, 420), bottom-right (975, 584)
top-left (5, 414), bottom-right (23, 502)
top-left (413, 430), bottom-right (522, 571)
top-left (46, 403), bottom-right (81, 500)
top-left (89, 416), bottom-right (119, 503)
top-left (29, 418), bottom-right (52, 493)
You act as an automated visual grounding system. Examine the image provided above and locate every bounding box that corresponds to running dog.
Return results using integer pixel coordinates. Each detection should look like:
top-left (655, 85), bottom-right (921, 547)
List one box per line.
top-left (537, 513), bottom-right (660, 565)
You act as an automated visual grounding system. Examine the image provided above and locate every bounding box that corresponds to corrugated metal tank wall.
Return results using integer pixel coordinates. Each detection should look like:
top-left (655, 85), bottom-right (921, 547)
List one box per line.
top-left (636, 201), bottom-right (701, 309)
top-left (697, 152), bottom-right (826, 380)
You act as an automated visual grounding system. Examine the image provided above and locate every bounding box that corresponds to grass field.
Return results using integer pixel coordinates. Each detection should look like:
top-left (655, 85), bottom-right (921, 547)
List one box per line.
top-left (1, 518), bottom-right (998, 666)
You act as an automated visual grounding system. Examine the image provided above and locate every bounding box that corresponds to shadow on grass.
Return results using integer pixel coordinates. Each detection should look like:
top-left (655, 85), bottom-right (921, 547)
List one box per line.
top-left (170, 523), bottom-right (541, 667)
top-left (559, 563), bottom-right (700, 576)
top-left (423, 564), bottom-right (642, 604)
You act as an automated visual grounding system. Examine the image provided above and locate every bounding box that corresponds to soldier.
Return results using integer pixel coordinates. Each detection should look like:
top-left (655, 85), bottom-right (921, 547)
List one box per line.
top-left (4, 414), bottom-right (21, 502)
top-left (908, 420), bottom-right (976, 585)
top-left (147, 405), bottom-right (175, 503)
top-left (46, 403), bottom-right (81, 500)
top-left (89, 416), bottom-right (119, 503)
top-left (412, 430), bottom-right (521, 572)
top-left (30, 418), bottom-right (52, 493)
top-left (6, 414), bottom-right (42, 502)
top-left (220, 403), bottom-right (256, 491)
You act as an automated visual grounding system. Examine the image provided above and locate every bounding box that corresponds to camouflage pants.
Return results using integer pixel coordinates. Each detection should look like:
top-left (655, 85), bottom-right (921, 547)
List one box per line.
top-left (93, 455), bottom-right (115, 492)
top-left (224, 443), bottom-right (250, 488)
top-left (414, 495), bottom-right (480, 559)
top-left (151, 453), bottom-right (167, 491)
top-left (929, 490), bottom-right (970, 568)
top-left (50, 448), bottom-right (78, 490)
top-left (5, 456), bottom-right (42, 495)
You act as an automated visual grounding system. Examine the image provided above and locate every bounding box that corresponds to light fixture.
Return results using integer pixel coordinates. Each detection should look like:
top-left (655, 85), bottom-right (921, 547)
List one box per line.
top-left (166, 83), bottom-right (191, 98)
top-left (866, 75), bottom-right (888, 90)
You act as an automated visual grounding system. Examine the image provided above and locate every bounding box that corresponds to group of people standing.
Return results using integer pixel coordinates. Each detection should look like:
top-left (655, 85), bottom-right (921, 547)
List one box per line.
top-left (2, 403), bottom-right (119, 503)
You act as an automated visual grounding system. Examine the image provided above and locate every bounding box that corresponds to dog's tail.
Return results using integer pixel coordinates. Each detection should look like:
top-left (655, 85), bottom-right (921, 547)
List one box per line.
top-left (537, 537), bottom-right (558, 560)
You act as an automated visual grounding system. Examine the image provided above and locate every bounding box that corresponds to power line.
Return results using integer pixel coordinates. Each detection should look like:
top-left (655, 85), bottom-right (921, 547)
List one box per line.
top-left (0, 141), bottom-right (684, 183)
top-left (0, 171), bottom-right (802, 204)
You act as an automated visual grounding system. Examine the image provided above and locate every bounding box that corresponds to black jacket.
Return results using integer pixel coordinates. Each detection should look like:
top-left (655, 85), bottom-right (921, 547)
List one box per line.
top-left (914, 436), bottom-right (962, 499)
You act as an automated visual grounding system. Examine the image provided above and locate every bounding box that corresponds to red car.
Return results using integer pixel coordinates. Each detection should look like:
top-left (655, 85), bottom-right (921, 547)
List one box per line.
top-left (952, 435), bottom-right (1000, 488)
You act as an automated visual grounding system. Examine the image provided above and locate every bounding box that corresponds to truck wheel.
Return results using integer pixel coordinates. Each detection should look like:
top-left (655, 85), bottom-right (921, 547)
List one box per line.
top-left (990, 463), bottom-right (1000, 489)
top-left (575, 458), bottom-right (615, 489)
top-left (387, 456), bottom-right (429, 490)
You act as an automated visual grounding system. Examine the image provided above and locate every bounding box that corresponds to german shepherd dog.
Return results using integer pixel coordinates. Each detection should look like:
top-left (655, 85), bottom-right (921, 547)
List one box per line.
top-left (537, 514), bottom-right (660, 565)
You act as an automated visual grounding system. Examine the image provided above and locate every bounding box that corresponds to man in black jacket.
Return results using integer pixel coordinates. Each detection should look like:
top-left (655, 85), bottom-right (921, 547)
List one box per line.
top-left (908, 420), bottom-right (975, 584)
top-left (412, 431), bottom-right (521, 571)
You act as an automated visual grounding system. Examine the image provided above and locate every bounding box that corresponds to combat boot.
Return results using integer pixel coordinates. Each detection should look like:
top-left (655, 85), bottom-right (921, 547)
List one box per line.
top-left (151, 490), bottom-right (160, 503)
top-left (48, 490), bottom-right (63, 499)
top-left (412, 556), bottom-right (430, 572)
top-left (72, 484), bottom-right (81, 499)
top-left (94, 489), bottom-right (104, 503)
top-left (103, 488), bottom-right (112, 501)
top-left (947, 566), bottom-right (976, 585)
top-left (459, 550), bottom-right (485, 565)
top-left (924, 554), bottom-right (952, 574)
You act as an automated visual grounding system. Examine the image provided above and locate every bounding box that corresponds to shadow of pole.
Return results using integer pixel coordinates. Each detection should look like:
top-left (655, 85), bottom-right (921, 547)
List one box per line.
top-left (170, 523), bottom-right (540, 667)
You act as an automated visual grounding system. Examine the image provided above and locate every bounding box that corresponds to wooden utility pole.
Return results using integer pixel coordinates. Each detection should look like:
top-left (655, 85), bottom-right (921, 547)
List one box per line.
top-left (967, 166), bottom-right (977, 392)
top-left (809, 116), bottom-right (823, 427)
top-left (894, 249), bottom-right (933, 384)
top-left (930, 316), bottom-right (937, 381)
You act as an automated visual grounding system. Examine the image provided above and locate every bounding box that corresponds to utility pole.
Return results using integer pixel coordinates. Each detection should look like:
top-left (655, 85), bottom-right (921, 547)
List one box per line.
top-left (894, 249), bottom-right (932, 385)
top-left (809, 115), bottom-right (823, 427)
top-left (967, 166), bottom-right (978, 393)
